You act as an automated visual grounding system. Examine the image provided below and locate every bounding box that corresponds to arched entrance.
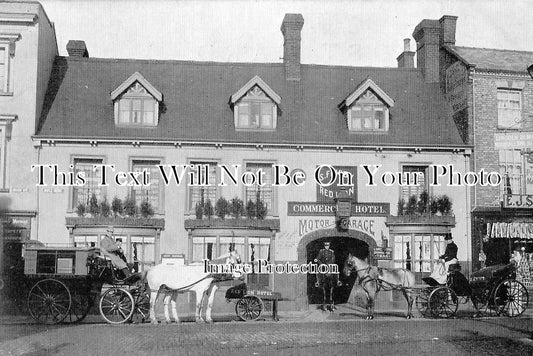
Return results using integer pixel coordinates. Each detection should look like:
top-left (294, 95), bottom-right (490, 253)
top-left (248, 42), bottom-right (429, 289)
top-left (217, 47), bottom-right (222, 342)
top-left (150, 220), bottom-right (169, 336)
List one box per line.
top-left (295, 228), bottom-right (377, 309)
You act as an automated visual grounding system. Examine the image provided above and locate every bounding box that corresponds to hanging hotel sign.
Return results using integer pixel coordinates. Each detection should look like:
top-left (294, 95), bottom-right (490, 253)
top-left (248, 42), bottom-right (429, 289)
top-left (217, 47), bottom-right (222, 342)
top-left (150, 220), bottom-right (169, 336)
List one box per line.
top-left (486, 222), bottom-right (533, 239)
top-left (503, 194), bottom-right (533, 209)
top-left (287, 202), bottom-right (389, 216)
top-left (315, 165), bottom-right (357, 203)
top-left (374, 247), bottom-right (392, 260)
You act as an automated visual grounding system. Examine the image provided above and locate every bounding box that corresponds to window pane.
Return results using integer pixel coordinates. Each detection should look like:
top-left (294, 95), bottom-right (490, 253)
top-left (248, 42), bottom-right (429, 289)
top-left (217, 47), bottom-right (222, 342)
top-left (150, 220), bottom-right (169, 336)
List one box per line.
top-left (189, 162), bottom-right (217, 210)
top-left (250, 102), bottom-right (260, 127)
top-left (374, 108), bottom-right (384, 129)
top-left (261, 103), bottom-right (273, 128)
top-left (498, 89), bottom-right (521, 128)
top-left (73, 158), bottom-right (103, 207)
top-left (401, 166), bottom-right (427, 201)
top-left (132, 161), bottom-right (161, 211)
top-left (245, 163), bottom-right (273, 214)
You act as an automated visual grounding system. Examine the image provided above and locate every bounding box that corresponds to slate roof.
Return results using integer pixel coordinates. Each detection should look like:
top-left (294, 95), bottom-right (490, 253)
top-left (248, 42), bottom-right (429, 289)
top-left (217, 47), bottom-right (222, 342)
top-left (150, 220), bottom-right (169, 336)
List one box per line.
top-left (36, 56), bottom-right (466, 147)
top-left (446, 46), bottom-right (533, 73)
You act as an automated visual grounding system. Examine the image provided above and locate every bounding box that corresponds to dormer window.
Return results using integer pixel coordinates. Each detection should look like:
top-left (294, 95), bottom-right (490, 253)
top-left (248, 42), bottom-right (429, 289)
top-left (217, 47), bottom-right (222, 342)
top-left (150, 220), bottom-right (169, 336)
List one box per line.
top-left (236, 87), bottom-right (275, 129)
top-left (118, 83), bottom-right (156, 125)
top-left (230, 76), bottom-right (281, 131)
top-left (349, 91), bottom-right (387, 131)
top-left (339, 78), bottom-right (394, 133)
top-left (111, 72), bottom-right (162, 127)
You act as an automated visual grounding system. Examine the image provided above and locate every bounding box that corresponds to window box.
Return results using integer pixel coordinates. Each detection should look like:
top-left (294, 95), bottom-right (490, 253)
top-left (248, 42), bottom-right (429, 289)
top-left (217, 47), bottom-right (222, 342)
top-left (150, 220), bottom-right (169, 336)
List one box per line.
top-left (184, 218), bottom-right (280, 231)
top-left (386, 215), bottom-right (455, 226)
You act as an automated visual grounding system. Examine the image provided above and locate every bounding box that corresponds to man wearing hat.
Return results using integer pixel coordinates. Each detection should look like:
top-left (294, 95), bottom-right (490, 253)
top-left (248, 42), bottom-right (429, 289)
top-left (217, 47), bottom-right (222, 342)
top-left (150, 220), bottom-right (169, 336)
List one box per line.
top-left (430, 233), bottom-right (458, 284)
top-left (100, 226), bottom-right (131, 279)
top-left (314, 241), bottom-right (342, 288)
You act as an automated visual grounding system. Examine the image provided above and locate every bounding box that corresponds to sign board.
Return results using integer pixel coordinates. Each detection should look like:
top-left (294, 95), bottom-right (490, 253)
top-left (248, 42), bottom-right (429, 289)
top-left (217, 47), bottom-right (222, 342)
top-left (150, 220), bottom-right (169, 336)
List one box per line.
top-left (374, 248), bottom-right (392, 260)
top-left (494, 132), bottom-right (533, 149)
top-left (445, 61), bottom-right (468, 113)
top-left (316, 165), bottom-right (357, 203)
top-left (503, 194), bottom-right (533, 209)
top-left (336, 201), bottom-right (351, 217)
top-left (287, 202), bottom-right (389, 216)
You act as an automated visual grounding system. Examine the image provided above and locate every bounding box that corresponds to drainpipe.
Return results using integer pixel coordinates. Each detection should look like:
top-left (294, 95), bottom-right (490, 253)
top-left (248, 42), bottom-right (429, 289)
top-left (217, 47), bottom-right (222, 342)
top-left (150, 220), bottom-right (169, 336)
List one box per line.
top-left (465, 149), bottom-right (472, 276)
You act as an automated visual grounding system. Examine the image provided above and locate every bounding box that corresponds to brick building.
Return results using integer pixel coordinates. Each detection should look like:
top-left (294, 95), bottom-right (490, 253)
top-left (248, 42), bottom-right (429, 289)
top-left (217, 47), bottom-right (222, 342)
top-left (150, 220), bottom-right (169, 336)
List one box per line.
top-left (436, 17), bottom-right (533, 286)
top-left (1, 3), bottom-right (475, 312)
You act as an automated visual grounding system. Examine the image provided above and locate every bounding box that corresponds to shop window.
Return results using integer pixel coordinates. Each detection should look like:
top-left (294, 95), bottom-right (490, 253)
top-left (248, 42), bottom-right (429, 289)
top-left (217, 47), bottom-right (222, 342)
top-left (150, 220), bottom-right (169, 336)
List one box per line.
top-left (497, 89), bottom-right (521, 129)
top-left (499, 149), bottom-right (525, 195)
top-left (73, 235), bottom-right (97, 248)
top-left (131, 236), bottom-right (155, 272)
top-left (244, 162), bottom-right (275, 215)
top-left (131, 160), bottom-right (163, 212)
top-left (192, 236), bottom-right (216, 262)
top-left (188, 161), bottom-right (218, 211)
top-left (400, 165), bottom-right (428, 202)
top-left (393, 234), bottom-right (446, 276)
top-left (72, 158), bottom-right (104, 209)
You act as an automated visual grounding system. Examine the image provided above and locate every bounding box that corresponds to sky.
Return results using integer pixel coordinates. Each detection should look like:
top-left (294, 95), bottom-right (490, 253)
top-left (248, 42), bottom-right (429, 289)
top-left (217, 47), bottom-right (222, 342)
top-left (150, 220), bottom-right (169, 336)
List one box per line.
top-left (37, 0), bottom-right (533, 67)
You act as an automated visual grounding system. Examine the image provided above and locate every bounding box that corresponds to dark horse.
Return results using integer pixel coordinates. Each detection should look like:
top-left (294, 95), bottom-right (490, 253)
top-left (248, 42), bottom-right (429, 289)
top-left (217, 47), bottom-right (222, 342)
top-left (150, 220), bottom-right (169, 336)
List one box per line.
top-left (315, 271), bottom-right (339, 312)
top-left (343, 254), bottom-right (415, 319)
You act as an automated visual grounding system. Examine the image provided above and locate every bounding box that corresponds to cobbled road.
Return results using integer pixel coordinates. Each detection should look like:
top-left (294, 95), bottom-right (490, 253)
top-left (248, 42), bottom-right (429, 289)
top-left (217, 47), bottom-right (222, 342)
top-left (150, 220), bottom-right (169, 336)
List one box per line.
top-left (0, 316), bottom-right (532, 355)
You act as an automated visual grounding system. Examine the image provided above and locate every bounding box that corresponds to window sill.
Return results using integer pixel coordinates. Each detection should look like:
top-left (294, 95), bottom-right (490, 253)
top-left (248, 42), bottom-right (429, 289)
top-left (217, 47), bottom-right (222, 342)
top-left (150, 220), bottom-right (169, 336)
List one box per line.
top-left (0, 188), bottom-right (9, 193)
top-left (0, 92), bottom-right (13, 97)
top-left (496, 126), bottom-right (521, 131)
top-left (348, 130), bottom-right (389, 134)
top-left (115, 123), bottom-right (157, 128)
top-left (235, 128), bottom-right (276, 132)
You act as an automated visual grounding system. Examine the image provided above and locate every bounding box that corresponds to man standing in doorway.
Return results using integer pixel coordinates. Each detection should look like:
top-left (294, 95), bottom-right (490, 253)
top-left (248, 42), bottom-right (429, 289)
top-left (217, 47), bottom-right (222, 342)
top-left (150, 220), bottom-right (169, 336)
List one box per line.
top-left (314, 241), bottom-right (342, 288)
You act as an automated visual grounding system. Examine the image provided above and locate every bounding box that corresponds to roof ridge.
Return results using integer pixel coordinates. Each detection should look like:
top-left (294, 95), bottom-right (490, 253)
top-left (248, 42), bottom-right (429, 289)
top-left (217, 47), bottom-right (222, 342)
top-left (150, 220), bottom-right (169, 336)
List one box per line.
top-left (59, 56), bottom-right (421, 72)
top-left (451, 45), bottom-right (533, 55)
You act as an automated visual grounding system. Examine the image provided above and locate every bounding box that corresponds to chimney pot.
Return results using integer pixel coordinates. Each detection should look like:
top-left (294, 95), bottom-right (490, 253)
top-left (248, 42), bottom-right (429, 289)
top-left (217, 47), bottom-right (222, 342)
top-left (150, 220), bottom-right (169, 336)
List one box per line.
top-left (403, 38), bottom-right (411, 52)
top-left (281, 13), bottom-right (304, 81)
top-left (66, 40), bottom-right (89, 58)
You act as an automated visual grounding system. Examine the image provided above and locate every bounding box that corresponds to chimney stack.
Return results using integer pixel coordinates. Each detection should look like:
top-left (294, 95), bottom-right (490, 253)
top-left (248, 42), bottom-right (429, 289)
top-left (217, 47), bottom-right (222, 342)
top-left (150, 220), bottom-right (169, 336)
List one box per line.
top-left (413, 19), bottom-right (441, 83)
top-left (66, 40), bottom-right (89, 58)
top-left (439, 15), bottom-right (457, 46)
top-left (396, 38), bottom-right (415, 68)
top-left (281, 14), bottom-right (304, 81)
top-left (412, 15), bottom-right (458, 83)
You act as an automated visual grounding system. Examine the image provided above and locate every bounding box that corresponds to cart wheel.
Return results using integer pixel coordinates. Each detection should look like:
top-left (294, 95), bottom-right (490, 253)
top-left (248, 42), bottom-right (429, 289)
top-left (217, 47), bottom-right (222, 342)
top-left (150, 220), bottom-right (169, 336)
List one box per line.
top-left (415, 289), bottom-right (431, 317)
top-left (27, 279), bottom-right (72, 324)
top-left (130, 288), bottom-right (150, 324)
top-left (63, 289), bottom-right (92, 324)
top-left (235, 296), bottom-right (264, 321)
top-left (429, 286), bottom-right (458, 318)
top-left (493, 279), bottom-right (528, 317)
top-left (99, 287), bottom-right (135, 324)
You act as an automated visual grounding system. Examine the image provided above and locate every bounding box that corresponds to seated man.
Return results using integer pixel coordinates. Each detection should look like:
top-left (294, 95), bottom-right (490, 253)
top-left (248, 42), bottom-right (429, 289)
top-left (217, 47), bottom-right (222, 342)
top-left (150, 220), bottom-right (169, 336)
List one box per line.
top-left (428, 234), bottom-right (458, 284)
top-left (100, 225), bottom-right (131, 279)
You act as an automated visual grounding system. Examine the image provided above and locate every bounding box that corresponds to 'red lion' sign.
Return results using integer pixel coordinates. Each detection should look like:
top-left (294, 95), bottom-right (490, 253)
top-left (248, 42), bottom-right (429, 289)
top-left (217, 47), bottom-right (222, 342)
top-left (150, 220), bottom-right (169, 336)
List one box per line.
top-left (315, 165), bottom-right (357, 203)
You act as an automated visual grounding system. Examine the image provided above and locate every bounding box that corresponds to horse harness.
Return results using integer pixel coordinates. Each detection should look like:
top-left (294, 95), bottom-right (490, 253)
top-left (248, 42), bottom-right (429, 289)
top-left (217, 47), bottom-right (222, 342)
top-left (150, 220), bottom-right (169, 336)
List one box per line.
top-left (354, 266), bottom-right (410, 300)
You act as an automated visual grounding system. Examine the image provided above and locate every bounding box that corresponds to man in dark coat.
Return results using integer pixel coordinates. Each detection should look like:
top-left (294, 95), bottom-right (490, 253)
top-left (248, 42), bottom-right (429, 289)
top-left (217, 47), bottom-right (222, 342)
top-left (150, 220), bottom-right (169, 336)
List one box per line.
top-left (440, 234), bottom-right (458, 263)
top-left (314, 242), bottom-right (342, 287)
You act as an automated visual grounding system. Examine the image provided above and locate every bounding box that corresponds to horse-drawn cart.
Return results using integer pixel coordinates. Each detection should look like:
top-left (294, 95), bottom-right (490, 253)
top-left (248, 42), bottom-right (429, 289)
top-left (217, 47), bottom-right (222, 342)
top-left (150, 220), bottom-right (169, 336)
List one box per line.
top-left (225, 283), bottom-right (282, 321)
top-left (416, 262), bottom-right (529, 318)
top-left (23, 246), bottom-right (149, 324)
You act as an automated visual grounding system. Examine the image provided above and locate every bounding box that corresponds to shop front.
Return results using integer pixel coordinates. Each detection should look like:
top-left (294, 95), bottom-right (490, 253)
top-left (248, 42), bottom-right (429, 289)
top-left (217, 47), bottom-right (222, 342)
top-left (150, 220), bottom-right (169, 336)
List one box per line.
top-left (473, 210), bottom-right (533, 288)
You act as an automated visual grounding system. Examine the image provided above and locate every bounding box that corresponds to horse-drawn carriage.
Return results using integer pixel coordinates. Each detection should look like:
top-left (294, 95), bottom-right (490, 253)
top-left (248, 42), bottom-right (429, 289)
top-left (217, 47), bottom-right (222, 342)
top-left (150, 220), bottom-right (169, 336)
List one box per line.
top-left (344, 254), bottom-right (529, 319)
top-left (416, 262), bottom-right (528, 318)
top-left (23, 246), bottom-right (149, 324)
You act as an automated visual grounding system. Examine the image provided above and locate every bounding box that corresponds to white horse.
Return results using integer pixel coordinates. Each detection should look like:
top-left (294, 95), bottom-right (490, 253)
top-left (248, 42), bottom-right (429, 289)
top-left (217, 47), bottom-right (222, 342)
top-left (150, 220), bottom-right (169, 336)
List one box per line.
top-left (146, 251), bottom-right (242, 324)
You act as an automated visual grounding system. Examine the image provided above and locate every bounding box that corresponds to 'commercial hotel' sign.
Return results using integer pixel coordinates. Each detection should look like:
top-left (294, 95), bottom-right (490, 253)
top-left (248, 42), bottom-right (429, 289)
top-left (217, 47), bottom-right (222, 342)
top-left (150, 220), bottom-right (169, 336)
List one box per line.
top-left (288, 202), bottom-right (389, 216)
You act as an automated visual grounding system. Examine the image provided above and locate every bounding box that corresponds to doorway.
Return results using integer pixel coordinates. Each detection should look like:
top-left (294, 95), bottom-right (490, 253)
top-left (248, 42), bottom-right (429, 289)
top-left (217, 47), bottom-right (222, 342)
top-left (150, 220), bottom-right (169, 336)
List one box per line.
top-left (306, 236), bottom-right (369, 304)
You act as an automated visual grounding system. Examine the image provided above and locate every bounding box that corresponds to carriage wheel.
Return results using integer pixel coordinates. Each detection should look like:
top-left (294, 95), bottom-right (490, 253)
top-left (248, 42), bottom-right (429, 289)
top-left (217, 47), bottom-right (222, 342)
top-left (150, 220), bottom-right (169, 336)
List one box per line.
top-left (99, 287), bottom-right (135, 324)
top-left (63, 289), bottom-right (92, 324)
top-left (235, 296), bottom-right (264, 321)
top-left (415, 289), bottom-right (431, 317)
top-left (130, 288), bottom-right (150, 324)
top-left (428, 286), bottom-right (458, 318)
top-left (27, 279), bottom-right (72, 324)
top-left (493, 279), bottom-right (528, 317)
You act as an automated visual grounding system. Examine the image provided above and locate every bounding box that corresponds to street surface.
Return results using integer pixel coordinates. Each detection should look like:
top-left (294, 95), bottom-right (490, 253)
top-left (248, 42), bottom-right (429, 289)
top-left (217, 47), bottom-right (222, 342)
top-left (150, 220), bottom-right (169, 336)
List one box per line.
top-left (0, 308), bottom-right (532, 356)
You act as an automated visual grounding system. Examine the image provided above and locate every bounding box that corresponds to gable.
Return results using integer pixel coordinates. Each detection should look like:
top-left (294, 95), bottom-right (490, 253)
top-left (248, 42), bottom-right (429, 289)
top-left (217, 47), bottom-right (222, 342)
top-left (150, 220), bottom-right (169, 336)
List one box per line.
top-left (111, 72), bottom-right (162, 102)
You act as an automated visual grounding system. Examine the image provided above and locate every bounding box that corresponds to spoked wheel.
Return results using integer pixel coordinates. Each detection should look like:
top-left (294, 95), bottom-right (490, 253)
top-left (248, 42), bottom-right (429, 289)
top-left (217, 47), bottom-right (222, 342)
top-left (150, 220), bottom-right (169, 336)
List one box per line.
top-left (99, 287), bottom-right (135, 324)
top-left (493, 279), bottom-right (528, 317)
top-left (63, 288), bottom-right (92, 324)
top-left (130, 288), bottom-right (150, 324)
top-left (429, 286), bottom-right (458, 318)
top-left (235, 296), bottom-right (264, 321)
top-left (27, 279), bottom-right (72, 324)
top-left (415, 289), bottom-right (431, 317)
